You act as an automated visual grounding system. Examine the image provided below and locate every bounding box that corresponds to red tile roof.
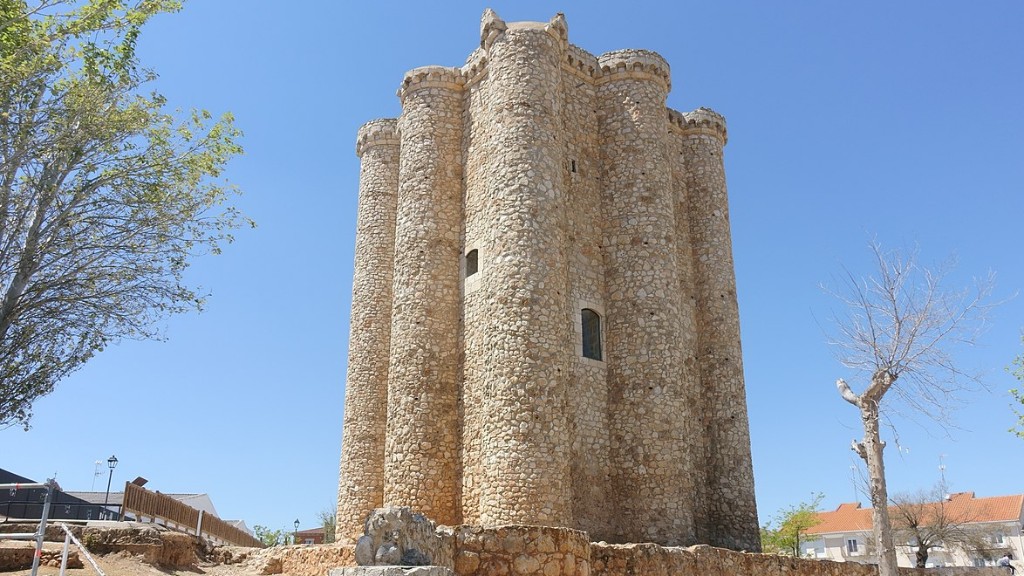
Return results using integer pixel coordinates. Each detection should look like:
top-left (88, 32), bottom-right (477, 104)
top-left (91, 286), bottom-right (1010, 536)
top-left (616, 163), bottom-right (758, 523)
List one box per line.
top-left (806, 492), bottom-right (1024, 535)
top-left (808, 502), bottom-right (873, 535)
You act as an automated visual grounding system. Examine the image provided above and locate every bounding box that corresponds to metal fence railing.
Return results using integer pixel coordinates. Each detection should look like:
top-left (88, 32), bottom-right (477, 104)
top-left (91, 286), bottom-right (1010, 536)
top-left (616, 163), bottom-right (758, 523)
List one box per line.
top-left (0, 480), bottom-right (56, 576)
top-left (2, 501), bottom-right (122, 522)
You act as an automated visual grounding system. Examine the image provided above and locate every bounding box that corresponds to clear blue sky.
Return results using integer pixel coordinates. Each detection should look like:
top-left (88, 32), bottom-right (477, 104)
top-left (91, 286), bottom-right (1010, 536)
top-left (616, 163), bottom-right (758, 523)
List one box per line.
top-left (3, 1), bottom-right (1023, 535)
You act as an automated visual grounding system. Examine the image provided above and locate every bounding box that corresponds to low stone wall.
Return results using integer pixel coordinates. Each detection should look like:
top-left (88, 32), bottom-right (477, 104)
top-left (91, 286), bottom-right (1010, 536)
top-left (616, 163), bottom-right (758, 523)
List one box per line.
top-left (592, 544), bottom-right (871, 576)
top-left (0, 522), bottom-right (201, 569)
top-left (590, 543), bottom-right (1010, 576)
top-left (453, 526), bottom-right (590, 576)
top-left (330, 568), bottom-right (454, 576)
top-left (206, 544), bottom-right (264, 566)
top-left (241, 513), bottom-right (1012, 576)
top-left (0, 523), bottom-right (84, 541)
top-left (260, 524), bottom-right (587, 576)
top-left (80, 525), bottom-right (198, 567)
top-left (922, 569), bottom-right (1009, 576)
top-left (253, 543), bottom-right (356, 576)
top-left (0, 545), bottom-right (83, 571)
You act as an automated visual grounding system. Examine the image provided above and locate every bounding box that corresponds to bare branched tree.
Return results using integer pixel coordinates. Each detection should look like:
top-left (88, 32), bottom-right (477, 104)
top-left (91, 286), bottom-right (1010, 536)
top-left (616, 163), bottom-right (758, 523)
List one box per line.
top-left (828, 241), bottom-right (995, 576)
top-left (1010, 336), bottom-right (1024, 439)
top-left (891, 485), bottom-right (999, 568)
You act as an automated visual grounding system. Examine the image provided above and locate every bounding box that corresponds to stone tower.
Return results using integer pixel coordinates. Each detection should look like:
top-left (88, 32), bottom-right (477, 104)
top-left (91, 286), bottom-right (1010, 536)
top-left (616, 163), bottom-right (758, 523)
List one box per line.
top-left (337, 10), bottom-right (759, 551)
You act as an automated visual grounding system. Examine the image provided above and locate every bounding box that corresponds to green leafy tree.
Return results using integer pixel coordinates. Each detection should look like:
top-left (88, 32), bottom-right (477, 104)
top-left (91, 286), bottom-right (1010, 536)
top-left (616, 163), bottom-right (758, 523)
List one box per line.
top-left (317, 508), bottom-right (336, 544)
top-left (253, 525), bottom-right (286, 547)
top-left (0, 0), bottom-right (248, 429)
top-left (761, 492), bottom-right (825, 556)
top-left (1011, 336), bottom-right (1023, 439)
top-left (828, 243), bottom-right (994, 576)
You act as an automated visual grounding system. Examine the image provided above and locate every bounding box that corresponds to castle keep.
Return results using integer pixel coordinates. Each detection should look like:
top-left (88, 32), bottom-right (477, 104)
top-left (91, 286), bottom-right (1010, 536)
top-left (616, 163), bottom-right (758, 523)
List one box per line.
top-left (337, 10), bottom-right (759, 551)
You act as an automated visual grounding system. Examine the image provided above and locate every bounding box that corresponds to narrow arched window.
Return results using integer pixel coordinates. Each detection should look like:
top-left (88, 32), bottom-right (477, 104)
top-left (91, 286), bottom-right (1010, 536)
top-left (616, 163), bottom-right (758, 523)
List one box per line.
top-left (465, 249), bottom-right (478, 277)
top-left (581, 308), bottom-right (602, 361)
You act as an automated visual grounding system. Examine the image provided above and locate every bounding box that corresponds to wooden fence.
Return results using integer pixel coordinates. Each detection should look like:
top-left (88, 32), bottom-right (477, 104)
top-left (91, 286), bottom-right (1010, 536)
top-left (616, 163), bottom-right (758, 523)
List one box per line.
top-left (121, 483), bottom-right (263, 548)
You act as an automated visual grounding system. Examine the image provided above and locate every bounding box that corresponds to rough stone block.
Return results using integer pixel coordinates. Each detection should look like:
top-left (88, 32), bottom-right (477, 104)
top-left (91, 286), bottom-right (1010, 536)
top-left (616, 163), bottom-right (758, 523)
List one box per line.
top-left (355, 507), bottom-right (454, 568)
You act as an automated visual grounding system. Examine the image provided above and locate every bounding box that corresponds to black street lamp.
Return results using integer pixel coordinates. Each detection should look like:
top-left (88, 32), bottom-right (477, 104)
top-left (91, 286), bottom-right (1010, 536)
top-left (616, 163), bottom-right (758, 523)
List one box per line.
top-left (293, 519), bottom-right (300, 545)
top-left (103, 455), bottom-right (118, 520)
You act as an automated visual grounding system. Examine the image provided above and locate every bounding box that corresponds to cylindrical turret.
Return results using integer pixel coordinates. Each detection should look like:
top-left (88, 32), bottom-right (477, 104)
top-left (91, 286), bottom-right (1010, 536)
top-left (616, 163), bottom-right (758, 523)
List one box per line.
top-left (384, 66), bottom-right (465, 525)
top-left (667, 108), bottom-right (706, 541)
top-left (596, 50), bottom-right (697, 545)
top-left (464, 13), bottom-right (574, 526)
top-left (337, 119), bottom-right (400, 542)
top-left (680, 108), bottom-right (760, 551)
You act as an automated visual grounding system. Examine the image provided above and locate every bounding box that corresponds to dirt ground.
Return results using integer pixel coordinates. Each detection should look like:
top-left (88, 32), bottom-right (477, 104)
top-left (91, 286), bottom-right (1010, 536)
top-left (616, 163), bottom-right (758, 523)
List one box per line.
top-left (2, 542), bottom-right (264, 576)
top-left (6, 550), bottom-right (262, 576)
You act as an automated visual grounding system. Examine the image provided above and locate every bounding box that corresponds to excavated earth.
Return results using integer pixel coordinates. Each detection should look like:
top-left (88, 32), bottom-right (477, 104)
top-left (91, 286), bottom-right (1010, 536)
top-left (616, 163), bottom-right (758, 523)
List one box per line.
top-left (0, 522), bottom-right (307, 576)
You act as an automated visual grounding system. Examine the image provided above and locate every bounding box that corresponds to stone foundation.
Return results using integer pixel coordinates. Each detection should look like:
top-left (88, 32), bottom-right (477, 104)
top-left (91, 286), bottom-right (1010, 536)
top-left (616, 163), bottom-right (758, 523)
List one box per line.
top-left (330, 568), bottom-right (454, 576)
top-left (285, 515), bottom-right (1010, 576)
top-left (253, 543), bottom-right (357, 576)
top-left (0, 544), bottom-right (83, 571)
top-left (454, 526), bottom-right (590, 576)
top-left (79, 525), bottom-right (198, 567)
top-left (590, 543), bottom-right (1010, 576)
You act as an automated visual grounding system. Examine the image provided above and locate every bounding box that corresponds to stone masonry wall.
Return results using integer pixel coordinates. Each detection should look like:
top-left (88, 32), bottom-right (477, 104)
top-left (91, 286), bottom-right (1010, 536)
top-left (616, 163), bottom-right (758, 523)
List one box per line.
top-left (559, 45), bottom-right (611, 542)
top-left (454, 526), bottom-right (590, 576)
top-left (276, 519), bottom-right (1010, 576)
top-left (0, 545), bottom-right (82, 570)
top-left (590, 543), bottom-right (1010, 576)
top-left (252, 544), bottom-right (356, 576)
top-left (338, 9), bottom-right (759, 549)
top-left (459, 43), bottom-right (490, 528)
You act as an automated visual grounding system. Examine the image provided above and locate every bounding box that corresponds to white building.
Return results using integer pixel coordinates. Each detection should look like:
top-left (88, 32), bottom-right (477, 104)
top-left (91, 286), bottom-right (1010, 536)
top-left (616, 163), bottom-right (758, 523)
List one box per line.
top-left (802, 492), bottom-right (1024, 570)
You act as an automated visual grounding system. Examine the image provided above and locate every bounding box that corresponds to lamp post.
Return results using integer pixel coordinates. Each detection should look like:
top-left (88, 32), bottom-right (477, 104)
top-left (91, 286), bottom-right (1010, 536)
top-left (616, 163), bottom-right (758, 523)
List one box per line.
top-left (293, 519), bottom-right (300, 545)
top-left (102, 455), bottom-right (117, 520)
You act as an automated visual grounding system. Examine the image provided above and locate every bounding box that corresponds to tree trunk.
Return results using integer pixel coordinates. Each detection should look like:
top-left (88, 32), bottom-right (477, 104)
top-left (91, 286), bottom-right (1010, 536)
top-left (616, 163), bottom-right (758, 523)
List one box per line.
top-left (916, 545), bottom-right (929, 568)
top-left (861, 400), bottom-right (899, 576)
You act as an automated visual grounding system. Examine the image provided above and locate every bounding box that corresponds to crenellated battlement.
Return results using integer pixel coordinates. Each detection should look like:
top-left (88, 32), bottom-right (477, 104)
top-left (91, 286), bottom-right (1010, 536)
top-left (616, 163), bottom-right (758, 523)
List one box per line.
top-left (480, 8), bottom-right (507, 51)
top-left (597, 49), bottom-right (671, 91)
top-left (396, 66), bottom-right (465, 103)
top-left (673, 107), bottom-right (728, 144)
top-left (499, 14), bottom-right (567, 44)
top-left (473, 12), bottom-right (675, 92)
top-left (564, 44), bottom-right (599, 83)
top-left (462, 48), bottom-right (489, 86)
top-left (355, 118), bottom-right (399, 158)
top-left (470, 38), bottom-right (600, 88)
top-left (545, 12), bottom-right (568, 47)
